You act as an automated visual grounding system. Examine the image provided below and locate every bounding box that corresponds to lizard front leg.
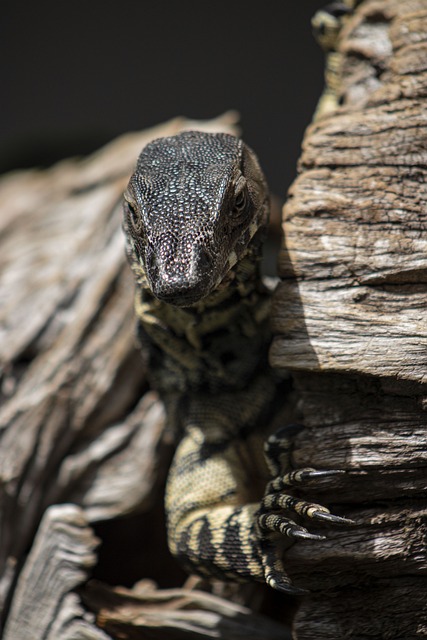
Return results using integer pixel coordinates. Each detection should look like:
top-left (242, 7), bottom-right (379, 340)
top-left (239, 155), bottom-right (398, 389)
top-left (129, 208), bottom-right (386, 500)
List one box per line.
top-left (166, 424), bottom-right (267, 585)
top-left (165, 373), bottom-right (277, 586)
top-left (166, 387), bottom-right (353, 595)
top-left (165, 376), bottom-right (313, 594)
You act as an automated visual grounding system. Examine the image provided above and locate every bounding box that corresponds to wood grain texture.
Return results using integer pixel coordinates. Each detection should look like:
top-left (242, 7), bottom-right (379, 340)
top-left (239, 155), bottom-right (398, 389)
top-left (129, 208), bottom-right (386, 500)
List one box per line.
top-left (270, 1), bottom-right (427, 637)
top-left (270, 1), bottom-right (427, 381)
top-left (82, 580), bottom-right (289, 640)
top-left (3, 505), bottom-right (109, 640)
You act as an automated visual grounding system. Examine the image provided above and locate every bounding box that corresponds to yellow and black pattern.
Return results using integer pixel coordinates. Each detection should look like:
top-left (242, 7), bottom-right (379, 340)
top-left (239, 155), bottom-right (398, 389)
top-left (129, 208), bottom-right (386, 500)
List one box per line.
top-left (123, 131), bottom-right (352, 594)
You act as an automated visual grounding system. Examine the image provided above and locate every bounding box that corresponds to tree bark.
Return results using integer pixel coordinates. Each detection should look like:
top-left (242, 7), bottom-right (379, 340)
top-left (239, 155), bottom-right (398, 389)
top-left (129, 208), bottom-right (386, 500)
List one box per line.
top-left (270, 1), bottom-right (427, 637)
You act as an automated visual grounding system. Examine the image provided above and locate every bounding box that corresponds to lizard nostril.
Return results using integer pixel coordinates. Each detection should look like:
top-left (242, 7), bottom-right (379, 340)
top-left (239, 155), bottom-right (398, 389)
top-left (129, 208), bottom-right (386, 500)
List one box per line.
top-left (195, 248), bottom-right (212, 274)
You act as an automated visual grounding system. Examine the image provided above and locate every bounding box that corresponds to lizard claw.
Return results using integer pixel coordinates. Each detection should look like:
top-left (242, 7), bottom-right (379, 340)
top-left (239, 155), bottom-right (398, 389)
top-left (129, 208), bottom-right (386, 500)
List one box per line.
top-left (261, 486), bottom-right (354, 530)
top-left (292, 468), bottom-right (346, 482)
top-left (260, 537), bottom-right (310, 595)
top-left (267, 468), bottom-right (346, 494)
top-left (311, 510), bottom-right (355, 526)
top-left (288, 527), bottom-right (326, 542)
top-left (258, 512), bottom-right (326, 540)
top-left (269, 580), bottom-right (309, 596)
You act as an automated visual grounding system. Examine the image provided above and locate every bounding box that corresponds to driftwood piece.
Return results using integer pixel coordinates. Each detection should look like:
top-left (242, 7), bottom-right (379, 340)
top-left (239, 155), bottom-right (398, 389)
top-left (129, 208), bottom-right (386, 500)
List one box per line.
top-left (0, 114), bottom-right (244, 637)
top-left (270, 1), bottom-right (427, 637)
top-left (82, 580), bottom-right (289, 640)
top-left (3, 504), bottom-right (109, 640)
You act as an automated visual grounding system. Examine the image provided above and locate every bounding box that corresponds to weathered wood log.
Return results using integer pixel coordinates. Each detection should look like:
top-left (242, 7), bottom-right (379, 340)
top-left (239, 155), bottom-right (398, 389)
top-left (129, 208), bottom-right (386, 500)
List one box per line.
top-left (270, 1), bottom-right (427, 637)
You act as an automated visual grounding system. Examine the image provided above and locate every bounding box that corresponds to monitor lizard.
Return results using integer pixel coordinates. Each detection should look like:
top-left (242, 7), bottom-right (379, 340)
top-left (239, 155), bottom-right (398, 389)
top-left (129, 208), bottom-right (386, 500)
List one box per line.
top-left (123, 130), bottom-right (352, 595)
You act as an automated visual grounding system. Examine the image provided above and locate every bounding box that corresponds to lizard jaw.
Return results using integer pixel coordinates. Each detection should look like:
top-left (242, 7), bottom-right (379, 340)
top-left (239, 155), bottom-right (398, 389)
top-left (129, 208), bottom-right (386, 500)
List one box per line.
top-left (145, 243), bottom-right (216, 307)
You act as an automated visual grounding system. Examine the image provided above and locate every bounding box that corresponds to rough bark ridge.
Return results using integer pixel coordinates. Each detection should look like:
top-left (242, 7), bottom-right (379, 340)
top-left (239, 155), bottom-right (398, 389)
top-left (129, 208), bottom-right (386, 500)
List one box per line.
top-left (270, 1), bottom-right (427, 637)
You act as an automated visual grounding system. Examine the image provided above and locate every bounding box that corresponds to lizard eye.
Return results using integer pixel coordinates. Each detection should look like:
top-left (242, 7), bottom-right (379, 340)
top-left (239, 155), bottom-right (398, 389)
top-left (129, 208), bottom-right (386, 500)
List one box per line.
top-left (127, 200), bottom-right (143, 234)
top-left (232, 188), bottom-right (250, 218)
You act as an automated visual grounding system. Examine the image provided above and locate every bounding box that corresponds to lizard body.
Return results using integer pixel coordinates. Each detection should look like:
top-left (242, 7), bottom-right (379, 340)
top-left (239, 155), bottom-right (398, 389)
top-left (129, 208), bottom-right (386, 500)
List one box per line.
top-left (123, 131), bottom-right (350, 594)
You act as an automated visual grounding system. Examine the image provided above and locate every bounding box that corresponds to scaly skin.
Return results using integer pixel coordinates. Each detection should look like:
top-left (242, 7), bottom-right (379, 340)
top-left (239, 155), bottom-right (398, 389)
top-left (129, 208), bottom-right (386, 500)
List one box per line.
top-left (123, 131), bottom-right (352, 594)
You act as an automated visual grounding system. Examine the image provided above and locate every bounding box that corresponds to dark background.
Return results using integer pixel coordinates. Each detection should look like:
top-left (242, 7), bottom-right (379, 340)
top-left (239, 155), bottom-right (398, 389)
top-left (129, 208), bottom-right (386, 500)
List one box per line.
top-left (1, 1), bottom-right (326, 198)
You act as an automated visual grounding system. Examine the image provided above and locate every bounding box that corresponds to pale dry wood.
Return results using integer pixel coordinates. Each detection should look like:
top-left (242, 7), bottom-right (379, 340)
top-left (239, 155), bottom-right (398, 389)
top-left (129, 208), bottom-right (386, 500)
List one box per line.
top-left (82, 580), bottom-right (290, 640)
top-left (269, 1), bottom-right (427, 637)
top-left (3, 504), bottom-right (109, 640)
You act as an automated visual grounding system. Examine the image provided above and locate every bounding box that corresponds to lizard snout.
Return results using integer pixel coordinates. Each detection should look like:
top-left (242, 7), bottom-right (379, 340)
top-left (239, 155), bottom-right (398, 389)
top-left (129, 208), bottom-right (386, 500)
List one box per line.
top-left (146, 241), bottom-right (215, 307)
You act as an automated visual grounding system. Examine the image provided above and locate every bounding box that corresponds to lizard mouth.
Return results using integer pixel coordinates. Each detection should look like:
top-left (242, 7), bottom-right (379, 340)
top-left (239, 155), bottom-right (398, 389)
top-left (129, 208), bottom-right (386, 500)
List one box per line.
top-left (154, 285), bottom-right (210, 307)
top-left (145, 243), bottom-right (217, 307)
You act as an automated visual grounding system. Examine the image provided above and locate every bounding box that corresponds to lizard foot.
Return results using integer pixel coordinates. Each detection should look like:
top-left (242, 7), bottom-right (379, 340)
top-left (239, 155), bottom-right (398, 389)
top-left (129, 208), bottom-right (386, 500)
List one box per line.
top-left (256, 424), bottom-right (354, 593)
top-left (262, 424), bottom-right (354, 527)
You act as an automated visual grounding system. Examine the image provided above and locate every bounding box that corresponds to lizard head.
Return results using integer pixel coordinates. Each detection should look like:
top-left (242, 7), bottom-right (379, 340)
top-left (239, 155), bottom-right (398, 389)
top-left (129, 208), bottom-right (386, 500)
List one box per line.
top-left (123, 131), bottom-right (269, 307)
